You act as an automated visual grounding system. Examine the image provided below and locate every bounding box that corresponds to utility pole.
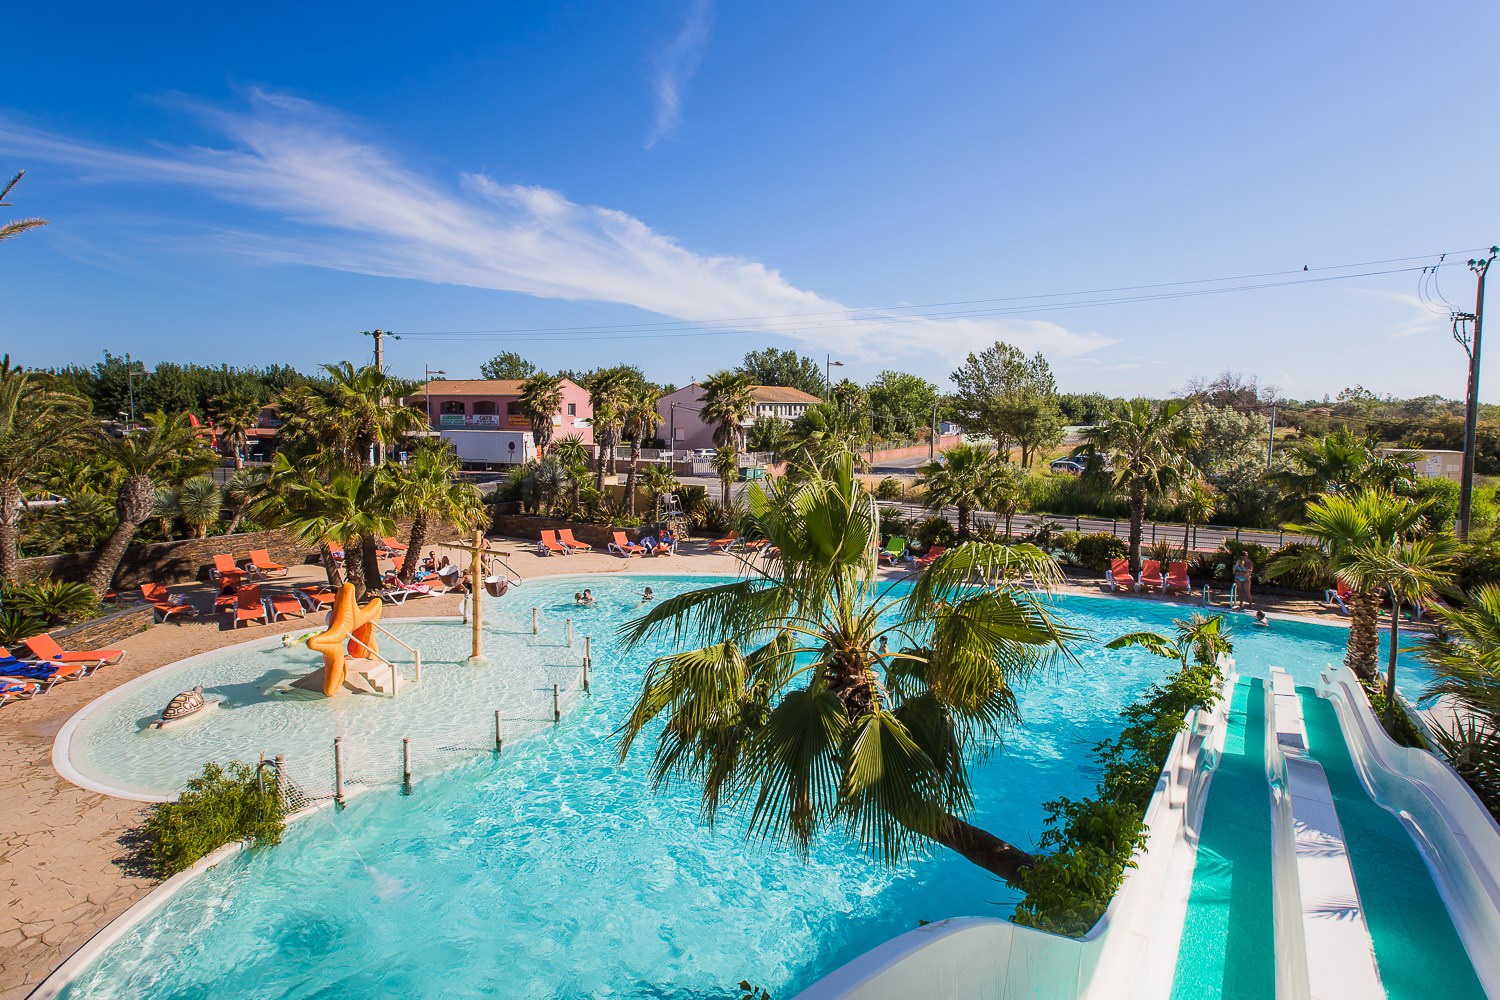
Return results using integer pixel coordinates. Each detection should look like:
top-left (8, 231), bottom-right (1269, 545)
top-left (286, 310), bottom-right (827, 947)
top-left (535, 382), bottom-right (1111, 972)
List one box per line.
top-left (1456, 247), bottom-right (1498, 541)
top-left (1265, 401), bottom-right (1277, 467)
top-left (361, 329), bottom-right (400, 371)
top-left (930, 402), bottom-right (939, 461)
top-left (825, 354), bottom-right (843, 397)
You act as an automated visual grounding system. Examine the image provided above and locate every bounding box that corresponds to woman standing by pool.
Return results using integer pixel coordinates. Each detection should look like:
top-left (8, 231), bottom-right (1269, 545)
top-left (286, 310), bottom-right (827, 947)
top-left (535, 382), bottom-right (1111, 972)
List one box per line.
top-left (1234, 551), bottom-right (1254, 609)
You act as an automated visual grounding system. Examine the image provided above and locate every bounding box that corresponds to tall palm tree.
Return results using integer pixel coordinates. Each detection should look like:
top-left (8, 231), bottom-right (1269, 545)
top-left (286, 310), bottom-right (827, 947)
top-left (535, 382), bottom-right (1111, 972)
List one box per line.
top-left (588, 371), bottom-right (630, 490)
top-left (273, 468), bottom-right (396, 600)
top-left (621, 385), bottom-right (662, 516)
top-left (0, 171), bottom-right (47, 244)
top-left (1344, 533), bottom-right (1456, 727)
top-left (85, 412), bottom-right (213, 596)
top-left (616, 451), bottom-right (1076, 884)
top-left (1418, 587), bottom-right (1500, 814)
top-left (223, 465), bottom-right (270, 534)
top-left (276, 363), bottom-right (422, 470)
top-left (391, 442), bottom-right (486, 583)
top-left (917, 441), bottom-right (1003, 539)
top-left (1074, 399), bottom-right (1198, 574)
top-left (782, 402), bottom-right (867, 474)
top-left (699, 370), bottom-right (755, 459)
top-left (1274, 428), bottom-right (1417, 516)
top-left (518, 372), bottom-right (565, 455)
top-left (711, 443), bottom-right (738, 507)
top-left (549, 435), bottom-right (591, 517)
top-left (1270, 489), bottom-right (1431, 685)
top-left (0, 359), bottom-right (90, 580)
top-left (990, 463), bottom-right (1030, 539)
top-left (210, 392), bottom-right (262, 469)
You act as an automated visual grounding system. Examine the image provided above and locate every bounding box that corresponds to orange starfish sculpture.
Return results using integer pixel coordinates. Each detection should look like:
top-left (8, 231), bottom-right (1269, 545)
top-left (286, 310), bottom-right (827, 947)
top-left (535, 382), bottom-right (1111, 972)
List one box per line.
top-left (305, 583), bottom-right (383, 696)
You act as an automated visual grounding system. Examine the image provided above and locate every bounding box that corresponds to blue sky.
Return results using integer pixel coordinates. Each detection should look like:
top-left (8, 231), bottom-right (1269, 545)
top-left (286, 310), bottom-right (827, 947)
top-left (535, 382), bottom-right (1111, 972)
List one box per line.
top-left (2, 1), bottom-right (1497, 400)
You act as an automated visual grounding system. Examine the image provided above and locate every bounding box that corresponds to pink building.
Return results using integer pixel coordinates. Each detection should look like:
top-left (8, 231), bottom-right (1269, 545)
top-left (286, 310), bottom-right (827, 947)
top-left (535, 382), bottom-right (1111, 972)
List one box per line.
top-left (657, 383), bottom-right (821, 451)
top-left (410, 379), bottom-right (592, 467)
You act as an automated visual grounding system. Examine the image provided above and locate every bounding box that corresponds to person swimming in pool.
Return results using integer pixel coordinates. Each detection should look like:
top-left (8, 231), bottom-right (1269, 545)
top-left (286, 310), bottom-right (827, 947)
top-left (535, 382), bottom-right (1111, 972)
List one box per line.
top-left (641, 586), bottom-right (654, 602)
top-left (582, 589), bottom-right (595, 605)
top-left (1254, 609), bottom-right (1269, 627)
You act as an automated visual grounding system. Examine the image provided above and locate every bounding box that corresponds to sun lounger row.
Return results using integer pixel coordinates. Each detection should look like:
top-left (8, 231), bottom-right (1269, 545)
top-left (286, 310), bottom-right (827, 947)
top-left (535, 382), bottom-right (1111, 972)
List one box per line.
top-left (211, 550), bottom-right (289, 586)
top-left (1105, 558), bottom-right (1192, 593)
top-left (0, 636), bottom-right (127, 705)
top-left (537, 529), bottom-right (592, 556)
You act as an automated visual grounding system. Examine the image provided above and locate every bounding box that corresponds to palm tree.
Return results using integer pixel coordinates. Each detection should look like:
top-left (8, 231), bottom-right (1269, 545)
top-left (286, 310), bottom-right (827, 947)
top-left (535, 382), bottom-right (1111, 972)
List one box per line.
top-left (276, 362), bottom-right (423, 470)
top-left (1274, 428), bottom-right (1417, 516)
top-left (1074, 399), bottom-right (1198, 574)
top-left (273, 468), bottom-right (396, 600)
top-left (0, 359), bottom-right (90, 580)
top-left (1176, 478), bottom-right (1217, 553)
top-left (711, 444), bottom-right (739, 507)
top-left (391, 442), bottom-right (485, 583)
top-left (699, 370), bottom-right (755, 456)
top-left (1270, 489), bottom-right (1430, 685)
top-left (1418, 587), bottom-right (1500, 814)
top-left (990, 463), bottom-right (1030, 540)
top-left (621, 385), bottom-right (662, 516)
top-left (549, 435), bottom-right (591, 517)
top-left (223, 465), bottom-right (270, 534)
top-left (151, 486), bottom-right (178, 541)
top-left (85, 412), bottom-right (212, 596)
top-left (1106, 612), bottom-right (1234, 674)
top-left (917, 441), bottom-right (1003, 539)
top-left (616, 451), bottom-right (1076, 884)
top-left (176, 475), bottom-right (224, 538)
top-left (518, 372), bottom-right (565, 455)
top-left (1344, 533), bottom-right (1456, 727)
top-left (210, 392), bottom-right (262, 469)
top-left (588, 372), bottom-right (630, 490)
top-left (782, 402), bottom-right (867, 474)
top-left (640, 463), bottom-right (679, 521)
top-left (0, 171), bottom-right (47, 244)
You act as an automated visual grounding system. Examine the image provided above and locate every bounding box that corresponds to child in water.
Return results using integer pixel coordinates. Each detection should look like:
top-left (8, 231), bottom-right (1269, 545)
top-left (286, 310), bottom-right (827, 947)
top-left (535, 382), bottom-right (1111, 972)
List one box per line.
top-left (642, 586), bottom-right (655, 602)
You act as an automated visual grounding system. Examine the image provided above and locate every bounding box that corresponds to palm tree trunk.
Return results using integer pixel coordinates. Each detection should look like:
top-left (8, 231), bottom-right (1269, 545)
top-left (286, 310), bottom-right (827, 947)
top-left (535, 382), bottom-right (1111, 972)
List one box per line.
top-left (927, 813), bottom-right (1037, 886)
top-left (400, 515), bottom-right (429, 585)
top-left (626, 453), bottom-right (640, 516)
top-left (1128, 487), bottom-right (1146, 575)
top-left (957, 503), bottom-right (971, 539)
top-left (85, 518), bottom-right (140, 597)
top-left (595, 445), bottom-right (607, 492)
top-left (318, 542), bottom-right (343, 588)
top-left (1385, 596), bottom-right (1400, 729)
top-left (344, 539), bottom-right (368, 601)
top-left (1345, 590), bottom-right (1379, 681)
top-left (0, 480), bottom-right (22, 582)
top-left (360, 534), bottom-right (384, 594)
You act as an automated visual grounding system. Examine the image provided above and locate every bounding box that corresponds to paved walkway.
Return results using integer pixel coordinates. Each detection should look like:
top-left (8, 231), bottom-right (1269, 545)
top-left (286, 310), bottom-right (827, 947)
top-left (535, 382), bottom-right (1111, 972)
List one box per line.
top-left (0, 539), bottom-right (1349, 998)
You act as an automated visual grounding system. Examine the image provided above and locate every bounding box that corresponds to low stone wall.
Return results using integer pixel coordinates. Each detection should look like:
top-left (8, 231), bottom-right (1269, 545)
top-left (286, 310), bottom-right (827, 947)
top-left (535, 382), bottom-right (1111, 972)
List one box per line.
top-left (488, 513), bottom-right (664, 548)
top-left (17, 529), bottom-right (318, 589)
top-left (41, 604), bottom-right (156, 651)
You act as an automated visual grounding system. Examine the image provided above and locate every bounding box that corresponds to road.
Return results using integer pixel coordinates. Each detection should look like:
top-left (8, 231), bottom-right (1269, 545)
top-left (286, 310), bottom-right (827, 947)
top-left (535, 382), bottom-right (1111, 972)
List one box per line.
top-left (876, 502), bottom-right (1301, 552)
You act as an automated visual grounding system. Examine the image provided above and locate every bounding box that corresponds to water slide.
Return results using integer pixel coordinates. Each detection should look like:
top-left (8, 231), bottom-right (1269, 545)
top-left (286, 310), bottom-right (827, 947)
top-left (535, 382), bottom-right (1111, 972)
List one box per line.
top-left (795, 666), bottom-right (1500, 1000)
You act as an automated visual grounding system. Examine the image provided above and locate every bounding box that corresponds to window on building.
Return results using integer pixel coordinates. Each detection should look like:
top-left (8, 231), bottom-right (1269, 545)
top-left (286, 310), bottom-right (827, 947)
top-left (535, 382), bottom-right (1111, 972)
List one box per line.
top-left (507, 401), bottom-right (523, 416)
top-left (440, 400), bottom-right (466, 415)
top-left (567, 403), bottom-right (577, 416)
top-left (472, 400), bottom-right (498, 415)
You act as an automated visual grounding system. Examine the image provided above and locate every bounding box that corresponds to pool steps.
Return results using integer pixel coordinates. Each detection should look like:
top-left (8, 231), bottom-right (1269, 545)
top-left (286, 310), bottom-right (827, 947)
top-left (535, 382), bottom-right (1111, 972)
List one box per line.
top-left (1264, 668), bottom-right (1382, 1000)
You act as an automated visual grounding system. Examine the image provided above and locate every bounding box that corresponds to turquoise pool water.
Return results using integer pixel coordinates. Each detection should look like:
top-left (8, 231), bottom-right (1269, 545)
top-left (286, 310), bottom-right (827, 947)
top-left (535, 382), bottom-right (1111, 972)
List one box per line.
top-left (56, 577), bottom-right (1433, 999)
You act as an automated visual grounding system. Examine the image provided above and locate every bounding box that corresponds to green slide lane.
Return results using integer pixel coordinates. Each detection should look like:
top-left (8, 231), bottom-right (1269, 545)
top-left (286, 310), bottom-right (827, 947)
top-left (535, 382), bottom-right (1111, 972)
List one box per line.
top-left (1298, 692), bottom-right (1485, 1000)
top-left (1169, 677), bottom-right (1275, 1000)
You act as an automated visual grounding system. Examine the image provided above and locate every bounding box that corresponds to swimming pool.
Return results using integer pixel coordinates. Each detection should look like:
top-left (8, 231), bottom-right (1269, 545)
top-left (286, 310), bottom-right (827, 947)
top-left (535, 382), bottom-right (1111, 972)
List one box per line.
top-left (53, 575), bottom-right (1435, 999)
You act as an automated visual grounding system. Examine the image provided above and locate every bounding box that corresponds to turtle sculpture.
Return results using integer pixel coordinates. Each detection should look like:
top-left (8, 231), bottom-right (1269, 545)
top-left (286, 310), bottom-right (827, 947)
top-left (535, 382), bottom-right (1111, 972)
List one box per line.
top-left (149, 685), bottom-right (216, 729)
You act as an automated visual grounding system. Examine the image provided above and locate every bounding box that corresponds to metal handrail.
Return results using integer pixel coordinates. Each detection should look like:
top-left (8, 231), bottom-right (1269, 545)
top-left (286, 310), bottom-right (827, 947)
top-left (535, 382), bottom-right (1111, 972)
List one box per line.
top-left (370, 623), bottom-right (423, 683)
top-left (345, 633), bottom-right (401, 697)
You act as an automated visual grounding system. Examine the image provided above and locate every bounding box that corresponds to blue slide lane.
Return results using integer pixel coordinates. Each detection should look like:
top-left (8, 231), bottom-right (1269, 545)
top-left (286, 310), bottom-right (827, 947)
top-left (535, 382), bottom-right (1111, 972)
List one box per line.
top-left (1169, 677), bottom-right (1275, 1000)
top-left (1298, 691), bottom-right (1485, 1000)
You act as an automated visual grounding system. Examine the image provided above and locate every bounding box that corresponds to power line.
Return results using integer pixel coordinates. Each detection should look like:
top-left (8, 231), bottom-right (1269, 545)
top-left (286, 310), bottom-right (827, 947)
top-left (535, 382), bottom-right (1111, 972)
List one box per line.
top-left (396, 262), bottom-right (1454, 343)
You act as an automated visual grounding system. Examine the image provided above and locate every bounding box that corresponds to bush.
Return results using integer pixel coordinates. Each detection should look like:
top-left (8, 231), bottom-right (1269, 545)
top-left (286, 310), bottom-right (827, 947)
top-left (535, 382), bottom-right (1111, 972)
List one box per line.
top-left (1455, 533), bottom-right (1500, 594)
top-left (1145, 540), bottom-right (1182, 566)
top-left (879, 507), bottom-right (912, 538)
top-left (875, 477), bottom-right (905, 501)
top-left (1052, 530), bottom-right (1082, 555)
top-left (1075, 532), bottom-right (1127, 571)
top-left (914, 515), bottom-right (955, 550)
top-left (0, 609), bottom-right (45, 646)
top-left (140, 760), bottom-right (285, 878)
top-left (1, 580), bottom-right (101, 629)
top-left (1267, 543), bottom-right (1334, 592)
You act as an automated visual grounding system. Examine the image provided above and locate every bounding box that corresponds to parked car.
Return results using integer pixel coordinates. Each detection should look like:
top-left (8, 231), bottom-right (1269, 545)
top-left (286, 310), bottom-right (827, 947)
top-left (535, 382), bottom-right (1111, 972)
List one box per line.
top-left (1050, 457), bottom-right (1087, 475)
top-left (692, 448), bottom-right (717, 459)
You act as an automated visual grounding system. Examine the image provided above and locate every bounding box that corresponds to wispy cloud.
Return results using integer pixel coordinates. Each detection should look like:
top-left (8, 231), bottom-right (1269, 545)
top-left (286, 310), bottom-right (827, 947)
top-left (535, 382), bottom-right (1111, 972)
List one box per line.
top-left (0, 92), bottom-right (1111, 364)
top-left (645, 0), bottom-right (714, 149)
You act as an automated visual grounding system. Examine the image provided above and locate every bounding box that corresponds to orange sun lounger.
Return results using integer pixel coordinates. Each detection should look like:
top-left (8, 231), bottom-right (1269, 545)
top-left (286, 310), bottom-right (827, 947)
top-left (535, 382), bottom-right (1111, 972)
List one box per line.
top-left (23, 633), bottom-right (125, 667)
top-left (537, 530), bottom-right (570, 556)
top-left (1105, 558), bottom-right (1134, 592)
top-left (233, 585), bottom-right (268, 628)
top-left (141, 582), bottom-right (193, 622)
top-left (248, 549), bottom-right (288, 577)
top-left (608, 531), bottom-right (645, 556)
top-left (1137, 560), bottom-right (1163, 592)
top-left (558, 528), bottom-right (592, 552)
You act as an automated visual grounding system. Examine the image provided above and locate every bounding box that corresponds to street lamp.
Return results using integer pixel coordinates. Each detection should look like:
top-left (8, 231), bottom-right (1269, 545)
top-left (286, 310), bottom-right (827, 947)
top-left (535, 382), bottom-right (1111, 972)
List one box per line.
top-left (424, 366), bottom-right (447, 433)
top-left (825, 355), bottom-right (843, 396)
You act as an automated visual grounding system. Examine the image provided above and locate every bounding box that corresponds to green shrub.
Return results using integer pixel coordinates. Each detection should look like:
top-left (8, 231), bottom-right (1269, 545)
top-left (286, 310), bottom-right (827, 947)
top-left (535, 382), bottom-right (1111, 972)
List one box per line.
top-left (1075, 532), bottom-right (1127, 571)
top-left (1267, 543), bottom-right (1334, 592)
top-left (879, 507), bottom-right (912, 537)
top-left (141, 761), bottom-right (285, 878)
top-left (0, 609), bottom-right (46, 646)
top-left (875, 477), bottom-right (905, 501)
top-left (1052, 530), bottom-right (1082, 554)
top-left (1144, 540), bottom-right (1182, 566)
top-left (3, 580), bottom-right (101, 627)
top-left (914, 515), bottom-right (955, 549)
top-left (1014, 652), bottom-right (1224, 936)
top-left (1455, 534), bottom-right (1500, 594)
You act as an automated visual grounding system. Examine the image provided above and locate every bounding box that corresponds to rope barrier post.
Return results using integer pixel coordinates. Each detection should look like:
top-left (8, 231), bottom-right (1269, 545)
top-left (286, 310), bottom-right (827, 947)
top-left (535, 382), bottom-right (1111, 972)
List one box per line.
top-left (583, 656), bottom-right (590, 694)
top-left (495, 710), bottom-right (503, 754)
top-left (566, 617), bottom-right (573, 648)
top-left (532, 607), bottom-right (538, 635)
top-left (274, 754), bottom-right (286, 810)
top-left (553, 683), bottom-right (561, 724)
top-left (333, 737), bottom-right (345, 807)
top-left (414, 649), bottom-right (422, 683)
top-left (402, 738), bottom-right (412, 794)
top-left (257, 751), bottom-right (265, 794)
